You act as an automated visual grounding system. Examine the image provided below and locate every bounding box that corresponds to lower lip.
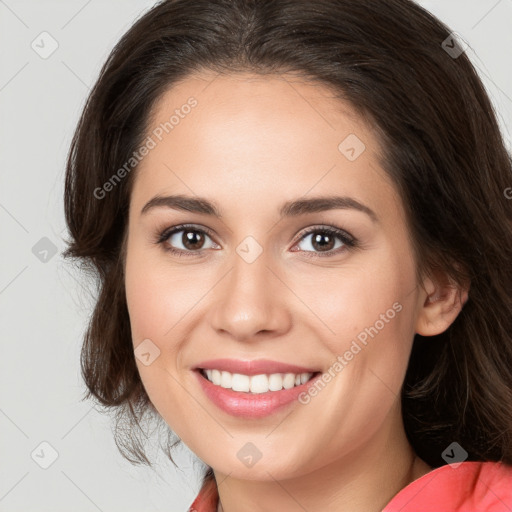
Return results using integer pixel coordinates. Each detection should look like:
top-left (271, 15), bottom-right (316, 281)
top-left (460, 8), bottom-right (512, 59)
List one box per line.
top-left (194, 370), bottom-right (321, 419)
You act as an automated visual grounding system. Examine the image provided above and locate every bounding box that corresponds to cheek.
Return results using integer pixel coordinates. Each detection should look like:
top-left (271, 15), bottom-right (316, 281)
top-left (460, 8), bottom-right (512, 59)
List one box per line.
top-left (125, 273), bottom-right (173, 341)
top-left (310, 262), bottom-right (411, 345)
top-left (312, 250), bottom-right (417, 393)
top-left (125, 245), bottom-right (194, 344)
top-left (124, 248), bottom-right (202, 429)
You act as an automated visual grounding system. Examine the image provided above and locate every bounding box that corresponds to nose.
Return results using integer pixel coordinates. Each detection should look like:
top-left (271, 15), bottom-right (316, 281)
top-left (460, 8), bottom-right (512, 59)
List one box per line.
top-left (209, 248), bottom-right (293, 342)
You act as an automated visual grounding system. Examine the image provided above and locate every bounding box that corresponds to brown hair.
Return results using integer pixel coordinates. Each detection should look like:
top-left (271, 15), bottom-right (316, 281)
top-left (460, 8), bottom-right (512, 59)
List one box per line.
top-left (63, 0), bottom-right (512, 478)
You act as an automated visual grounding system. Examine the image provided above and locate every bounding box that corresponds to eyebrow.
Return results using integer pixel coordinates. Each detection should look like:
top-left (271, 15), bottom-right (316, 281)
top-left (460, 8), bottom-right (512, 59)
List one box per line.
top-left (140, 194), bottom-right (378, 223)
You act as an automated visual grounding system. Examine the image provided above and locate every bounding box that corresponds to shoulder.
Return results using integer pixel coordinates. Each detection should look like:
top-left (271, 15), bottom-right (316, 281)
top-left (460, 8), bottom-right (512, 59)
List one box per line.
top-left (187, 476), bottom-right (219, 512)
top-left (384, 461), bottom-right (512, 512)
top-left (186, 462), bottom-right (512, 512)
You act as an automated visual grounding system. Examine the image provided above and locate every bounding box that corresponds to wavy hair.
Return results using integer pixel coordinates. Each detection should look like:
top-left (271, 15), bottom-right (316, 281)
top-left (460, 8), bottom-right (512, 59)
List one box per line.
top-left (63, 0), bottom-right (512, 482)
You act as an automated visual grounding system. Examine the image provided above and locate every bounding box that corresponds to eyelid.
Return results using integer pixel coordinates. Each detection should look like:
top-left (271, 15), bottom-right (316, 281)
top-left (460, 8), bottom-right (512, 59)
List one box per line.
top-left (156, 223), bottom-right (218, 249)
top-left (290, 224), bottom-right (357, 257)
top-left (157, 223), bottom-right (215, 241)
top-left (156, 223), bottom-right (358, 257)
top-left (294, 225), bottom-right (355, 245)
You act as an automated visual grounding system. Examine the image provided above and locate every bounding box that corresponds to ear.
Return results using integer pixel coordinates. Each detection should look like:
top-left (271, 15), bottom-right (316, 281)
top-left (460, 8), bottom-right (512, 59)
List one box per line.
top-left (414, 268), bottom-right (470, 336)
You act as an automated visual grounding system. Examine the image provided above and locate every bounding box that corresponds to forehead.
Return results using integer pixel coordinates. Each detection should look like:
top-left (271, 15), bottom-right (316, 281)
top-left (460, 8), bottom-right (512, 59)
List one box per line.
top-left (145, 71), bottom-right (366, 154)
top-left (130, 71), bottom-right (400, 221)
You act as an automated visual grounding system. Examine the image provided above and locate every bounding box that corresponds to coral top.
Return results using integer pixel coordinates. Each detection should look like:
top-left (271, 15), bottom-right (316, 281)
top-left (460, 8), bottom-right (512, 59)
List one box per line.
top-left (187, 461), bottom-right (512, 511)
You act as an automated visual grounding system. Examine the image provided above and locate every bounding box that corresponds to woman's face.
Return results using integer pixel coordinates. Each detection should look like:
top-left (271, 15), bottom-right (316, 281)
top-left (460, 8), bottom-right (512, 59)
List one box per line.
top-left (124, 71), bottom-right (428, 480)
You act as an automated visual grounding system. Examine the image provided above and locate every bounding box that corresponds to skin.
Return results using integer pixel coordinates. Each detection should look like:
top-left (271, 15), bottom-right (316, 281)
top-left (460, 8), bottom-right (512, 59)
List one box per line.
top-left (124, 71), bottom-right (468, 512)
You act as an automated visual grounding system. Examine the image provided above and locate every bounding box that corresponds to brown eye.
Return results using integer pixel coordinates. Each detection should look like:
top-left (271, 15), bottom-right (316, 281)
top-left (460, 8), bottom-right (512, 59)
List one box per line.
top-left (309, 232), bottom-right (336, 252)
top-left (159, 225), bottom-right (219, 255)
top-left (293, 226), bottom-right (356, 257)
top-left (180, 230), bottom-right (206, 250)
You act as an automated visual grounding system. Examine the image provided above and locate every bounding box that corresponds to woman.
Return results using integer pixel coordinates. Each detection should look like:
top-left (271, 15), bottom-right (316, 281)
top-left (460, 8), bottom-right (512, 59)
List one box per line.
top-left (63, 0), bottom-right (512, 510)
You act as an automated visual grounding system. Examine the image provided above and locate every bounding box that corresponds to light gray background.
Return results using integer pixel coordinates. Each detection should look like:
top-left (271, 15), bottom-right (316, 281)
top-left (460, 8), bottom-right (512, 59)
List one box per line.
top-left (1, 1), bottom-right (511, 511)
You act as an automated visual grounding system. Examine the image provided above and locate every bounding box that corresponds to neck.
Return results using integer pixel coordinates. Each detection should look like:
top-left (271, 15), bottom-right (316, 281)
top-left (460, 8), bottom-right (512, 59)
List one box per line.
top-left (215, 409), bottom-right (432, 512)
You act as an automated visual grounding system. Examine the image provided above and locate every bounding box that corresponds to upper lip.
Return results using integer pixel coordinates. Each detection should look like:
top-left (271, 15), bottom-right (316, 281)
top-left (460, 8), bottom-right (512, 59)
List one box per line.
top-left (194, 358), bottom-right (319, 376)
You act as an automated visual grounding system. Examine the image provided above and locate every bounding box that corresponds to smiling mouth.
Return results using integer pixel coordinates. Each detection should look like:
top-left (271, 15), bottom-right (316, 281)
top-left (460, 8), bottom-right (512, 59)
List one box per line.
top-left (198, 368), bottom-right (320, 394)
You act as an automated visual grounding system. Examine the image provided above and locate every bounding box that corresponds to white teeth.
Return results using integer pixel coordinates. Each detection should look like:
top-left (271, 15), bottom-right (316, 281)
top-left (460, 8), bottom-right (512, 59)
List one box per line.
top-left (283, 373), bottom-right (296, 389)
top-left (268, 373), bottom-right (283, 391)
top-left (250, 374), bottom-right (269, 394)
top-left (220, 371), bottom-right (232, 388)
top-left (231, 373), bottom-right (250, 392)
top-left (202, 369), bottom-right (314, 393)
top-left (211, 369), bottom-right (221, 386)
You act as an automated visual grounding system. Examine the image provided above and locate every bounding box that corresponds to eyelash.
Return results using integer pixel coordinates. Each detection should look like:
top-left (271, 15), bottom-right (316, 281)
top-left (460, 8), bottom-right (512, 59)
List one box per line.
top-left (154, 223), bottom-right (358, 259)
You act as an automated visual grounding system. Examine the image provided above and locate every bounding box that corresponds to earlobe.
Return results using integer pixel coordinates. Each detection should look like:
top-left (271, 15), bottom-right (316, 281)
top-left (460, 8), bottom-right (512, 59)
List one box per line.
top-left (415, 272), bottom-right (469, 337)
